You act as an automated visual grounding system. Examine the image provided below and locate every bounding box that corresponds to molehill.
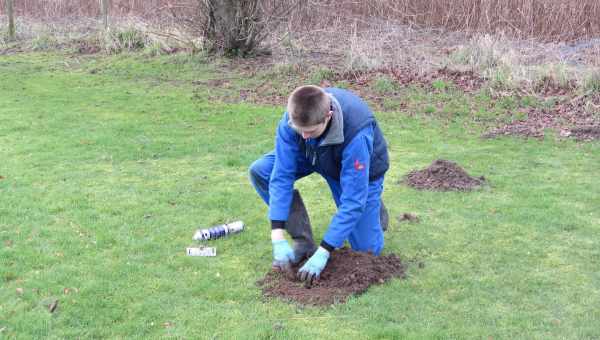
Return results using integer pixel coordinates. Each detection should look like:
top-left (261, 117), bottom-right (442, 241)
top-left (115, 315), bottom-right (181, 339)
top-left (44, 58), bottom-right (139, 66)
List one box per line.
top-left (258, 248), bottom-right (406, 306)
top-left (404, 159), bottom-right (486, 191)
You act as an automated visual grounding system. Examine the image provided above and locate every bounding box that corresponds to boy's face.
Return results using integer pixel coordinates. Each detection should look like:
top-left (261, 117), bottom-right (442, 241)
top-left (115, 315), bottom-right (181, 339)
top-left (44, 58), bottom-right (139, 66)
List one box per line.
top-left (293, 110), bottom-right (333, 140)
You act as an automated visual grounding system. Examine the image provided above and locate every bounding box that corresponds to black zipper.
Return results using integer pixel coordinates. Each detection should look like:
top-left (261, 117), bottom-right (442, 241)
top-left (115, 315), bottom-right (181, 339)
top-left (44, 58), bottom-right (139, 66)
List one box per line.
top-left (305, 141), bottom-right (317, 166)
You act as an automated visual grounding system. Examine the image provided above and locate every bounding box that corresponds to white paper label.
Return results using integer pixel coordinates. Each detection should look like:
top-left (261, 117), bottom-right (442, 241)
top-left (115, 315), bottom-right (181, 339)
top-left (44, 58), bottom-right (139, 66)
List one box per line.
top-left (186, 247), bottom-right (216, 257)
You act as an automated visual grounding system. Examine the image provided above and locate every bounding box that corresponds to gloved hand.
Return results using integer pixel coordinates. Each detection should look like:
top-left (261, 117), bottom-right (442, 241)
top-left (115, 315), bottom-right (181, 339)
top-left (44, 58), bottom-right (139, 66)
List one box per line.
top-left (272, 239), bottom-right (296, 271)
top-left (298, 247), bottom-right (330, 284)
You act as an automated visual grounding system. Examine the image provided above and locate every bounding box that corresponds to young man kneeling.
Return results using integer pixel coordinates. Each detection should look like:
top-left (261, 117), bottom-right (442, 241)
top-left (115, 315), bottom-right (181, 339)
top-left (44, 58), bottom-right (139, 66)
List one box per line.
top-left (249, 85), bottom-right (389, 284)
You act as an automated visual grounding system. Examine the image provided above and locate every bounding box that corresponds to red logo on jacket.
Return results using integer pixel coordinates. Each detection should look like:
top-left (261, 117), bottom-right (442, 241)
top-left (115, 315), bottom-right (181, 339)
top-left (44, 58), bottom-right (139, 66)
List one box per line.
top-left (354, 159), bottom-right (365, 171)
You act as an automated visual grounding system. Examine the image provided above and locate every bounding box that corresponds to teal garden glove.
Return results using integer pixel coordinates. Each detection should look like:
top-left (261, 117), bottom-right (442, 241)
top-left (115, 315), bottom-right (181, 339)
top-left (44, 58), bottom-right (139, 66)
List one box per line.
top-left (272, 239), bottom-right (296, 270)
top-left (298, 246), bottom-right (330, 284)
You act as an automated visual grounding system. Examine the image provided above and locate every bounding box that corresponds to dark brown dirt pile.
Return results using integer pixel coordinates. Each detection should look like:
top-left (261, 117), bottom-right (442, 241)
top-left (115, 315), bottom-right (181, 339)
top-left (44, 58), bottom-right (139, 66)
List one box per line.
top-left (258, 248), bottom-right (406, 306)
top-left (405, 159), bottom-right (486, 191)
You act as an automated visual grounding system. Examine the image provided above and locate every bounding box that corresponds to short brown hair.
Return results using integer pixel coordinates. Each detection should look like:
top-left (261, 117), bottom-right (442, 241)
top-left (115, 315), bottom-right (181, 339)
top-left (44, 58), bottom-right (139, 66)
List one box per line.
top-left (287, 85), bottom-right (330, 127)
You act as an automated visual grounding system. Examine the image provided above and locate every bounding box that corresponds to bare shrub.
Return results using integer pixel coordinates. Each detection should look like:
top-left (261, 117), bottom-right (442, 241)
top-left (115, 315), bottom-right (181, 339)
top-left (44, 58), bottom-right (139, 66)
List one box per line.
top-left (186, 0), bottom-right (266, 55)
top-left (169, 0), bottom-right (301, 56)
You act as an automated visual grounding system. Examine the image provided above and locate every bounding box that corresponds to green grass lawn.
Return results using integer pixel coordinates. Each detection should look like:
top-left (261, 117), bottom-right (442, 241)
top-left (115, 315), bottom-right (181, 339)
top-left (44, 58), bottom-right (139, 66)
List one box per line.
top-left (1, 52), bottom-right (599, 339)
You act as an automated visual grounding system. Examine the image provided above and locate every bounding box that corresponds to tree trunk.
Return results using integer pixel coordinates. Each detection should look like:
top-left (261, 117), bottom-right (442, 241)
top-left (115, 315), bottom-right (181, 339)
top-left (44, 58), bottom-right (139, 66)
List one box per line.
top-left (101, 0), bottom-right (109, 29)
top-left (7, 0), bottom-right (15, 41)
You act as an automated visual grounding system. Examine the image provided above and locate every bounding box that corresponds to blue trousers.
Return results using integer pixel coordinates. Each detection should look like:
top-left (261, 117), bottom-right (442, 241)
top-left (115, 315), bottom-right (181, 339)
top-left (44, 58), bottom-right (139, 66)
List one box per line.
top-left (249, 151), bottom-right (384, 255)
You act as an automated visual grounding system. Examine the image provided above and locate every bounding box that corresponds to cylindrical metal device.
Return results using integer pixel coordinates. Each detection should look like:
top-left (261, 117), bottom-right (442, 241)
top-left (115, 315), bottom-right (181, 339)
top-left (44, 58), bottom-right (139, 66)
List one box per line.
top-left (193, 221), bottom-right (244, 241)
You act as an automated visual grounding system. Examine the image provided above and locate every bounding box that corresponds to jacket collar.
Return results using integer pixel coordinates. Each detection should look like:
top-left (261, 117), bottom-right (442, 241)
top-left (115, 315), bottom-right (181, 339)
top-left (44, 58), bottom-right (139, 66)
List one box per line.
top-left (320, 93), bottom-right (344, 146)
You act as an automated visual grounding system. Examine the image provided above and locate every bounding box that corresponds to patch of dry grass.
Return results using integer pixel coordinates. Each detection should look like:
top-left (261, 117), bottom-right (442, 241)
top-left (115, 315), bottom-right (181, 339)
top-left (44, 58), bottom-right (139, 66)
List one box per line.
top-left (0, 16), bottom-right (200, 55)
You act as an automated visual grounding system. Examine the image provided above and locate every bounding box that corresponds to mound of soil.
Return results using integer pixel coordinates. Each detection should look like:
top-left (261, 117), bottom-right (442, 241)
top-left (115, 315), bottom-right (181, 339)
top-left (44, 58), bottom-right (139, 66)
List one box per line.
top-left (405, 159), bottom-right (486, 191)
top-left (257, 248), bottom-right (406, 306)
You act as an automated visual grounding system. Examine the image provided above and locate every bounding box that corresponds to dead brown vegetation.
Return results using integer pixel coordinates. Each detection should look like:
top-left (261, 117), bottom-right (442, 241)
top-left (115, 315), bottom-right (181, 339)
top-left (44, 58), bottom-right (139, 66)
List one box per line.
top-left (2, 0), bottom-right (599, 41)
top-left (299, 0), bottom-right (600, 41)
top-left (0, 0), bottom-right (166, 19)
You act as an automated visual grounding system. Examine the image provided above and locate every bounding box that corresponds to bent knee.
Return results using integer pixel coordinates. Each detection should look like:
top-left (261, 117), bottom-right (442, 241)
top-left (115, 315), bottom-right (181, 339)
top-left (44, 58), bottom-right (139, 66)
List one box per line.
top-left (248, 159), bottom-right (269, 187)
